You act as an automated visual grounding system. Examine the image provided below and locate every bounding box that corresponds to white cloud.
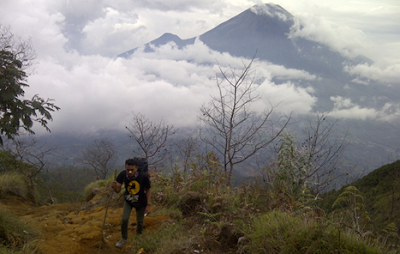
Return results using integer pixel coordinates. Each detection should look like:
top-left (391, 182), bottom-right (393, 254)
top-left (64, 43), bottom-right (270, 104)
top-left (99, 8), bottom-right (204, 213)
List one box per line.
top-left (1, 0), bottom-right (400, 135)
top-left (24, 39), bottom-right (322, 135)
top-left (345, 63), bottom-right (400, 85)
top-left (289, 15), bottom-right (367, 59)
top-left (0, 1), bottom-right (68, 59)
top-left (328, 96), bottom-right (378, 120)
top-left (328, 96), bottom-right (400, 121)
top-left (81, 7), bottom-right (144, 56)
top-left (256, 81), bottom-right (317, 115)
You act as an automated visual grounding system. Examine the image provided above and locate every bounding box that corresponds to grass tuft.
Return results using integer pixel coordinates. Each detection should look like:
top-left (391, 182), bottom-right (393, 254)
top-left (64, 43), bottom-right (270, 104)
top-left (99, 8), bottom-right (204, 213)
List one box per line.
top-left (0, 209), bottom-right (38, 252)
top-left (0, 172), bottom-right (29, 199)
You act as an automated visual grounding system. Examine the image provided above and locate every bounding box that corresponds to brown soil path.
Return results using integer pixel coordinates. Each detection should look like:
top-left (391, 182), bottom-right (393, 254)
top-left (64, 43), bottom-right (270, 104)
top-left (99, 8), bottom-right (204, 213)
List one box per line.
top-left (0, 196), bottom-right (169, 254)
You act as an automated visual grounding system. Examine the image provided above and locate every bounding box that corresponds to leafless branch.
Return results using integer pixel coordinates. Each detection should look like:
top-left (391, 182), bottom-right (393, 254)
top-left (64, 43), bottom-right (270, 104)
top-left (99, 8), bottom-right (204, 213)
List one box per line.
top-left (126, 112), bottom-right (175, 169)
top-left (199, 57), bottom-right (290, 184)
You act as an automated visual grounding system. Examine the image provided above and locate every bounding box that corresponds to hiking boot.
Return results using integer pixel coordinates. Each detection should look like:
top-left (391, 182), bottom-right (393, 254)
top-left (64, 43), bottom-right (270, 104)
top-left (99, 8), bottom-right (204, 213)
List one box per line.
top-left (115, 238), bottom-right (127, 248)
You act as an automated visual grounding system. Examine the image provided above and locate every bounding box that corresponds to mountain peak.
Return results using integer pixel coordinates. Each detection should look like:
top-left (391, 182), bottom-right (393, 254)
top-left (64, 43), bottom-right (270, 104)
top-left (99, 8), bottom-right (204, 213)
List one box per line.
top-left (250, 4), bottom-right (293, 22)
top-left (119, 3), bottom-right (366, 78)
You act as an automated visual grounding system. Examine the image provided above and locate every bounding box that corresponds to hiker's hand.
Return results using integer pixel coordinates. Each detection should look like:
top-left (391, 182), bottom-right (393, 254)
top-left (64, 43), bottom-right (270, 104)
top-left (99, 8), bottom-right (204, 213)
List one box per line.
top-left (111, 181), bottom-right (116, 189)
top-left (145, 205), bottom-right (151, 215)
top-left (111, 181), bottom-right (121, 193)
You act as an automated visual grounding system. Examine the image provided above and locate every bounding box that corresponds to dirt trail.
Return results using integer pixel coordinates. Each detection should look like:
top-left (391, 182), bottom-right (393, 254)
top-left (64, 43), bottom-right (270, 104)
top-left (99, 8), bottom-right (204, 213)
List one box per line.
top-left (0, 196), bottom-right (169, 254)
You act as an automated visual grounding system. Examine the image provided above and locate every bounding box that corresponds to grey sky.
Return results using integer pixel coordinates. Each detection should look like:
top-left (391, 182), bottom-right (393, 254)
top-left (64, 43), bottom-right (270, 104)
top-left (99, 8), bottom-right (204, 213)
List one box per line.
top-left (0, 0), bottom-right (399, 135)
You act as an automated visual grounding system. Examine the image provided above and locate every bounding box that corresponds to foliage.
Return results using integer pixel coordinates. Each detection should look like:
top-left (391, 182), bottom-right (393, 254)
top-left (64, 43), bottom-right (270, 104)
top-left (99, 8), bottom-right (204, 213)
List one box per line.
top-left (1, 141), bottom-right (398, 253)
top-left (34, 165), bottom-right (96, 204)
top-left (0, 148), bottom-right (42, 203)
top-left (0, 172), bottom-right (28, 199)
top-left (0, 150), bottom-right (20, 173)
top-left (83, 176), bottom-right (114, 201)
top-left (242, 210), bottom-right (383, 254)
top-left (134, 222), bottom-right (189, 254)
top-left (0, 26), bottom-right (60, 145)
top-left (274, 132), bottom-right (312, 200)
top-left (323, 160), bottom-right (400, 231)
top-left (0, 209), bottom-right (38, 252)
top-left (143, 166), bottom-right (394, 254)
top-left (35, 180), bottom-right (82, 205)
top-left (332, 186), bottom-right (371, 233)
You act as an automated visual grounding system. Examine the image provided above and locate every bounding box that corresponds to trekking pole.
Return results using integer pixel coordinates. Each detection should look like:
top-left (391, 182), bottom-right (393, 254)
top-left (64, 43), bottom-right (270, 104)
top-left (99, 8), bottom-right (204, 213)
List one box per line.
top-left (99, 170), bottom-right (118, 252)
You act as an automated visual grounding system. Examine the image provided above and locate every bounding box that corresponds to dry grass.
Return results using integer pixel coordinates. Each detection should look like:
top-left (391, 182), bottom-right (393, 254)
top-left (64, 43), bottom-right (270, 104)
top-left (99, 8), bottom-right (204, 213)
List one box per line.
top-left (0, 172), bottom-right (29, 199)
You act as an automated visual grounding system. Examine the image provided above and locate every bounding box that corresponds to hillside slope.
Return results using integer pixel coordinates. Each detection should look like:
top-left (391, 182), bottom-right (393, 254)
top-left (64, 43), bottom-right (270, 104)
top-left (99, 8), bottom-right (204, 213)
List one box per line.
top-left (0, 194), bottom-right (169, 254)
top-left (323, 160), bottom-right (400, 232)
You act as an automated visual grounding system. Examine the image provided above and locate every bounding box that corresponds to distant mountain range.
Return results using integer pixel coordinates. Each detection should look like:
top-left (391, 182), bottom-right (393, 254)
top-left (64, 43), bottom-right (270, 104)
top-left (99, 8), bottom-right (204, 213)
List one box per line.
top-left (18, 4), bottom-right (398, 183)
top-left (118, 4), bottom-right (400, 176)
top-left (119, 4), bottom-right (400, 114)
top-left (120, 4), bottom-right (370, 79)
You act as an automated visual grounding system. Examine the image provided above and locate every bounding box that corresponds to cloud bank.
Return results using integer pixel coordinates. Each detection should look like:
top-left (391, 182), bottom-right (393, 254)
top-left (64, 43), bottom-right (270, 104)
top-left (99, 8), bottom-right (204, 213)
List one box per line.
top-left (0, 0), bottom-right (399, 135)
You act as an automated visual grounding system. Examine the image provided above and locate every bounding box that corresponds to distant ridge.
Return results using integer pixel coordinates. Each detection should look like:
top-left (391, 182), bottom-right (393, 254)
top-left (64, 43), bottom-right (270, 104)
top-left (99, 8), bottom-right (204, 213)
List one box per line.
top-left (323, 160), bottom-right (400, 233)
top-left (116, 3), bottom-right (400, 178)
top-left (119, 4), bottom-right (371, 80)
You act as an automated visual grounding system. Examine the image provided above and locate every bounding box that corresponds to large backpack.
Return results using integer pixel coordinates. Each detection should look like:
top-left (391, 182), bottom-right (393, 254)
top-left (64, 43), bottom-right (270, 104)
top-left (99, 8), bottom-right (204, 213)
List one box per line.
top-left (134, 157), bottom-right (148, 173)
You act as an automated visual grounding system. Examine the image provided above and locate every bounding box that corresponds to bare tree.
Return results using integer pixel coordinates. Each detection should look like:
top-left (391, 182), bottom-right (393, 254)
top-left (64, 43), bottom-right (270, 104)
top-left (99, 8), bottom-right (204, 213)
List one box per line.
top-left (2, 138), bottom-right (57, 202)
top-left (82, 139), bottom-right (117, 179)
top-left (174, 130), bottom-right (200, 173)
top-left (199, 58), bottom-right (289, 184)
top-left (301, 113), bottom-right (348, 192)
top-left (266, 113), bottom-right (348, 200)
top-left (8, 138), bottom-right (55, 185)
top-left (126, 112), bottom-right (174, 169)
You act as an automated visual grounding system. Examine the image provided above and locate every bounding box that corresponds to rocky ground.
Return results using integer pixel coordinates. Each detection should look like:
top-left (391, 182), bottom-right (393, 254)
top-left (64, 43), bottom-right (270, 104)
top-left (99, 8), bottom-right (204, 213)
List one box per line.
top-left (0, 192), bottom-right (169, 254)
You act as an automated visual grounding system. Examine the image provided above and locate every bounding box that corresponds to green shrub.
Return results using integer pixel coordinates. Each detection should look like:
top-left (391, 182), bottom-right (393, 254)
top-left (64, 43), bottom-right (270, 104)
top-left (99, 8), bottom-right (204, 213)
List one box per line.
top-left (0, 209), bottom-right (38, 251)
top-left (83, 178), bottom-right (112, 201)
top-left (151, 206), bottom-right (182, 221)
top-left (135, 222), bottom-right (191, 254)
top-left (151, 173), bottom-right (180, 207)
top-left (242, 210), bottom-right (384, 254)
top-left (0, 172), bottom-right (28, 199)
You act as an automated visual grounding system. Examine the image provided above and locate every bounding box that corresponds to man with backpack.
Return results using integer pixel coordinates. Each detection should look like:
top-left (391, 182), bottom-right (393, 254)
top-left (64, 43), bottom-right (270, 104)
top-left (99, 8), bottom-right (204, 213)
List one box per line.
top-left (111, 158), bottom-right (151, 248)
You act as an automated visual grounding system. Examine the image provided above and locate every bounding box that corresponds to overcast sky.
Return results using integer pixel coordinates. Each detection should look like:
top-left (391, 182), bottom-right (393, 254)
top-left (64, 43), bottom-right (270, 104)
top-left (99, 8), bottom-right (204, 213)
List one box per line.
top-left (1, 0), bottom-right (399, 135)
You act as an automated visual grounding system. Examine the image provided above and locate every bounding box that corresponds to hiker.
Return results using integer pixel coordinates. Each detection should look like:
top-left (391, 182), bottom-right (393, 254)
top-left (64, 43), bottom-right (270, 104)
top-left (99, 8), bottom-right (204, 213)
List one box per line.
top-left (111, 158), bottom-right (152, 248)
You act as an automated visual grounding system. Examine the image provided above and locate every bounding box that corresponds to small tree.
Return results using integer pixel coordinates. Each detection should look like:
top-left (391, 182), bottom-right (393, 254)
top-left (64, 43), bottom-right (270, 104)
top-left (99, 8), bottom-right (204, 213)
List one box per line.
top-left (1, 138), bottom-right (55, 202)
top-left (174, 131), bottom-right (200, 173)
top-left (332, 186), bottom-right (370, 233)
top-left (199, 58), bottom-right (289, 184)
top-left (272, 132), bottom-right (311, 201)
top-left (265, 113), bottom-right (347, 202)
top-left (300, 113), bottom-right (347, 193)
top-left (10, 139), bottom-right (54, 183)
top-left (0, 25), bottom-right (60, 145)
top-left (126, 112), bottom-right (174, 169)
top-left (81, 138), bottom-right (117, 179)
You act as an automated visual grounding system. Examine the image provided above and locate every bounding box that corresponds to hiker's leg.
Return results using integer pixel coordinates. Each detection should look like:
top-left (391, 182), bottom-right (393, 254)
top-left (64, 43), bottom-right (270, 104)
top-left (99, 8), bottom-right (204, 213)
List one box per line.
top-left (135, 206), bottom-right (145, 234)
top-left (121, 201), bottom-right (132, 240)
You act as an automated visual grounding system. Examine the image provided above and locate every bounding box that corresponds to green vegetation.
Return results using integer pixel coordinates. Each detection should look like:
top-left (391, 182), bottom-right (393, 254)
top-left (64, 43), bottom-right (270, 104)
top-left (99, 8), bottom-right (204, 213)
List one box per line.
top-left (0, 172), bottom-right (29, 199)
top-left (0, 209), bottom-right (38, 253)
top-left (124, 166), bottom-right (395, 254)
top-left (243, 211), bottom-right (382, 254)
top-left (0, 151), bottom-right (399, 253)
top-left (0, 26), bottom-right (60, 145)
top-left (83, 176), bottom-right (114, 201)
top-left (0, 132), bottom-right (398, 253)
top-left (322, 160), bottom-right (400, 248)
